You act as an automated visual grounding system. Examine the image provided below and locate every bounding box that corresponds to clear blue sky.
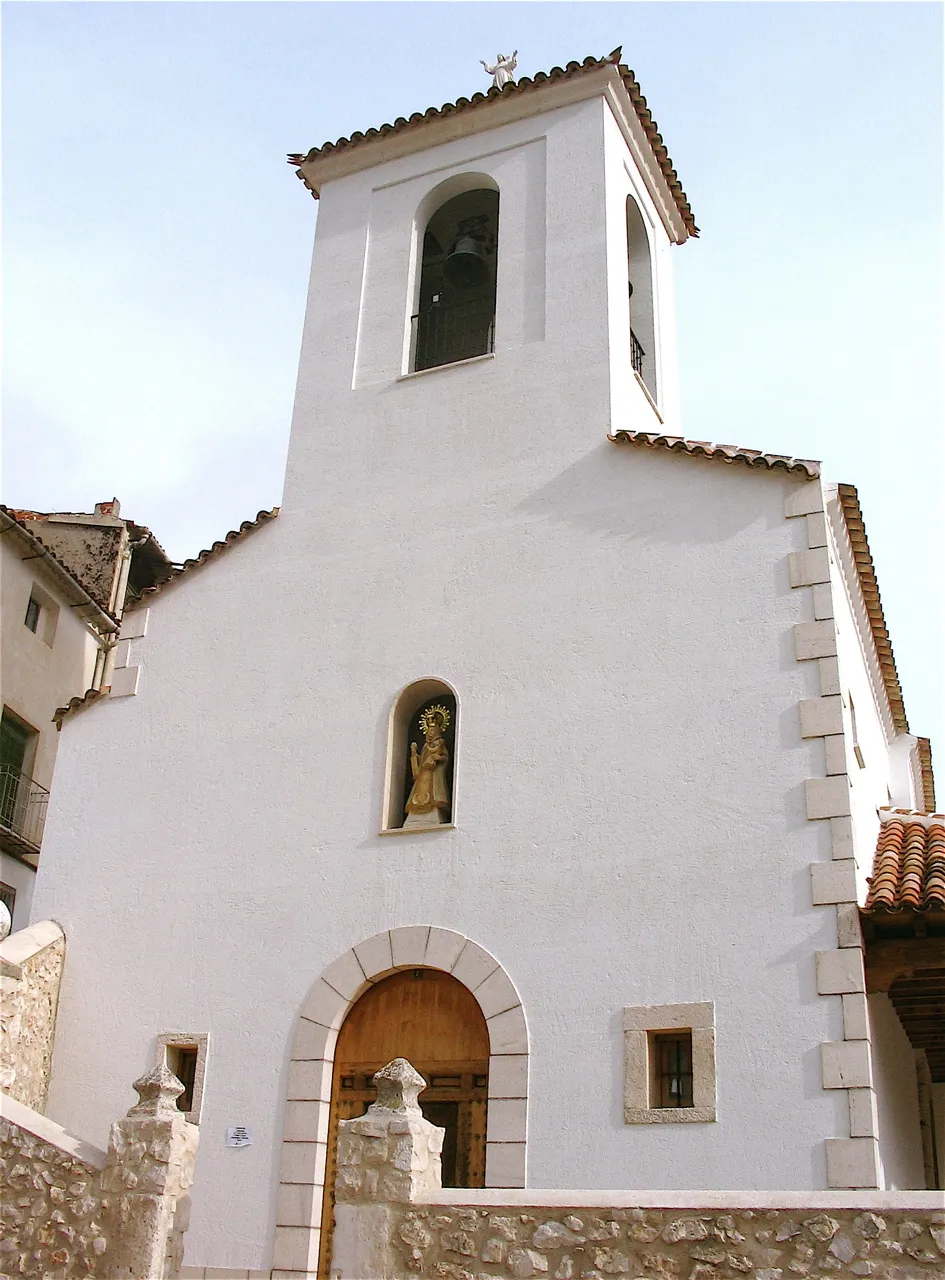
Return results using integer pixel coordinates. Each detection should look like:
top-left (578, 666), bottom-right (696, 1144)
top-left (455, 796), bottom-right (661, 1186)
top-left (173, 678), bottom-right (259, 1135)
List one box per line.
top-left (3, 3), bottom-right (942, 764)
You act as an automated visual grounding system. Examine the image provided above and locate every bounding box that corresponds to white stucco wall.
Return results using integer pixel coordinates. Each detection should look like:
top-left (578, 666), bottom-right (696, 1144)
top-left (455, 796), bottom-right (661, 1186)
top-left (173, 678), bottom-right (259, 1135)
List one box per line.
top-left (34, 92), bottom-right (848, 1270)
top-left (868, 994), bottom-right (926, 1189)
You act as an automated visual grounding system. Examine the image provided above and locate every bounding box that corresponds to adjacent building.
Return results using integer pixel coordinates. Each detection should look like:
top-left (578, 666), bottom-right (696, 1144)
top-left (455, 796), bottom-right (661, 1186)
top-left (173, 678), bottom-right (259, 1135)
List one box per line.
top-left (0, 502), bottom-right (171, 927)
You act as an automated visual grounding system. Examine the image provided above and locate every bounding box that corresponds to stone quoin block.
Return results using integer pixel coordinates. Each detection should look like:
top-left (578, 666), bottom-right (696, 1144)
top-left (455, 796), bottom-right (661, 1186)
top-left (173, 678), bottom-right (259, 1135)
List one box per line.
top-left (805, 776), bottom-right (851, 820)
top-left (785, 483), bottom-right (825, 518)
top-left (283, 1100), bottom-right (329, 1144)
top-left (841, 993), bottom-right (870, 1041)
top-left (830, 816), bottom-right (855, 860)
top-left (816, 949), bottom-right (865, 995)
top-left (810, 860), bottom-right (857, 906)
top-left (799, 696), bottom-right (843, 739)
top-left (819, 657), bottom-right (842, 696)
top-left (824, 1137), bottom-right (881, 1189)
top-left (823, 735), bottom-right (846, 776)
top-left (812, 582), bottom-right (835, 618)
top-left (486, 1098), bottom-right (527, 1142)
top-left (788, 547), bottom-right (830, 587)
top-left (795, 621), bottom-right (838, 660)
top-left (118, 608), bottom-right (149, 639)
top-left (109, 666), bottom-right (140, 698)
top-left (835, 904), bottom-right (863, 950)
top-left (821, 1040), bottom-right (872, 1090)
top-left (112, 639), bottom-right (133, 669)
top-left (848, 1088), bottom-right (880, 1138)
top-left (805, 512), bottom-right (828, 548)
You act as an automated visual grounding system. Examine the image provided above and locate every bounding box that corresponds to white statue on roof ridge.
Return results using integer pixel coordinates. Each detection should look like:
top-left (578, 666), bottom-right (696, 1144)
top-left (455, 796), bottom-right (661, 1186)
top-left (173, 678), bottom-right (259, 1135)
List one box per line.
top-left (481, 51), bottom-right (517, 89)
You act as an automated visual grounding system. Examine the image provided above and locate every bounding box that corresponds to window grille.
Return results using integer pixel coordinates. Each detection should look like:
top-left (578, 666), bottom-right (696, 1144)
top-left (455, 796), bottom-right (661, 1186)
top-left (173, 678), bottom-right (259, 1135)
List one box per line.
top-left (24, 598), bottom-right (41, 633)
top-left (652, 1031), bottom-right (694, 1108)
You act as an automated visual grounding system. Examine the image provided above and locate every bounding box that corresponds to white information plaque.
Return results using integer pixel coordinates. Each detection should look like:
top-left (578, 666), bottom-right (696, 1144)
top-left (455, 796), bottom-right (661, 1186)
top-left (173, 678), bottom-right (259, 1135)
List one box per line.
top-left (225, 1126), bottom-right (252, 1147)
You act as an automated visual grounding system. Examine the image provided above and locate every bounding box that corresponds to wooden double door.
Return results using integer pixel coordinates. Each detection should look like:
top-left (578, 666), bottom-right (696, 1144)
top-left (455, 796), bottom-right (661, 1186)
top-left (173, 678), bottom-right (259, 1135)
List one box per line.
top-left (318, 968), bottom-right (490, 1277)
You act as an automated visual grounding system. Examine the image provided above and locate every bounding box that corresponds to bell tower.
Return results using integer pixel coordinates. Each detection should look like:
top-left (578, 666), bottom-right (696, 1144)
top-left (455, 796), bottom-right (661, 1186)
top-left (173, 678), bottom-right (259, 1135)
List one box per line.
top-left (284, 49), bottom-right (695, 516)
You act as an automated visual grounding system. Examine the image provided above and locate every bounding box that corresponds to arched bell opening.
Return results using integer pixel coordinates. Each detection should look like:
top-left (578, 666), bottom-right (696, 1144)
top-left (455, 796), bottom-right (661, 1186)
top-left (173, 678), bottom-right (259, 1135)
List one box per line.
top-left (317, 967), bottom-right (490, 1276)
top-left (626, 195), bottom-right (657, 400)
top-left (411, 186), bottom-right (499, 372)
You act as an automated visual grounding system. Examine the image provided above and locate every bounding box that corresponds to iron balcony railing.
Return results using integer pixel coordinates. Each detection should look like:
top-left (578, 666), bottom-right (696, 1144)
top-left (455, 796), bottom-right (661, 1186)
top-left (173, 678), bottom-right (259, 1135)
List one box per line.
top-left (630, 327), bottom-right (645, 377)
top-left (0, 765), bottom-right (49, 852)
top-left (411, 296), bottom-right (495, 372)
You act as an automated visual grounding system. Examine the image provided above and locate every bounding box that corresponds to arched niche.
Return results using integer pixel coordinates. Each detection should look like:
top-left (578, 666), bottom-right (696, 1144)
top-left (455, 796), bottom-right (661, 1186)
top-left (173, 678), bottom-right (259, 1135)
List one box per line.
top-left (409, 174), bottom-right (500, 373)
top-left (626, 195), bottom-right (657, 400)
top-left (382, 677), bottom-right (458, 833)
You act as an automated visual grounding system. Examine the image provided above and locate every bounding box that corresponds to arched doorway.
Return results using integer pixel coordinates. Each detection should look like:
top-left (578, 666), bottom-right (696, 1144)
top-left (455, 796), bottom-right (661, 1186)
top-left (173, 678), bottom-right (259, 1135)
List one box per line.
top-left (317, 967), bottom-right (490, 1276)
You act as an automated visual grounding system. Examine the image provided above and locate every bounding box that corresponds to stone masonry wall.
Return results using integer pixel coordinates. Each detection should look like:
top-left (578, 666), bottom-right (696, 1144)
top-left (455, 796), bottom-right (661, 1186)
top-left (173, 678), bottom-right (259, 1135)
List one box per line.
top-left (0, 1112), bottom-right (106, 1280)
top-left (0, 921), bottom-right (66, 1112)
top-left (391, 1204), bottom-right (945, 1280)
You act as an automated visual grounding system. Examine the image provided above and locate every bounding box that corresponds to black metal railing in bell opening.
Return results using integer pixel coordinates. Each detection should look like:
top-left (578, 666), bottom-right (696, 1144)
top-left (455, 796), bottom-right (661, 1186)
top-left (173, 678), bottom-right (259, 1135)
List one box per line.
top-left (0, 765), bottom-right (49, 852)
top-left (411, 296), bottom-right (496, 372)
top-left (630, 328), bottom-right (645, 377)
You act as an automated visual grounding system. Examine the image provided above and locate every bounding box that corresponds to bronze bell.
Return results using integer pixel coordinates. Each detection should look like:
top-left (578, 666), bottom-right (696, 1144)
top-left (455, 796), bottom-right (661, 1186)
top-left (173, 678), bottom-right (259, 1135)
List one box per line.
top-left (443, 234), bottom-right (489, 288)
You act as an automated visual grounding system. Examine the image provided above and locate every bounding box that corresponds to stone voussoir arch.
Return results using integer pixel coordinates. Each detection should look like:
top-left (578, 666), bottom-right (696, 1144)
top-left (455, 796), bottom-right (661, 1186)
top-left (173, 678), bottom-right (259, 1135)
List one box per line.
top-left (272, 926), bottom-right (528, 1276)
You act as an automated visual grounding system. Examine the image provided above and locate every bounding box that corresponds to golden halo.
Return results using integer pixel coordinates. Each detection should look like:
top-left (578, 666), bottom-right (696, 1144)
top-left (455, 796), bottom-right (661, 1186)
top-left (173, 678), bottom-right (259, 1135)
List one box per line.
top-left (419, 704), bottom-right (450, 735)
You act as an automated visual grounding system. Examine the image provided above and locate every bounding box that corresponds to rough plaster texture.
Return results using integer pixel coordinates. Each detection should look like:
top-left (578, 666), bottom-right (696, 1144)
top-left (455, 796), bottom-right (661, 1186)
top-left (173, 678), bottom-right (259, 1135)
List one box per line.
top-left (0, 920), bottom-right (66, 1111)
top-left (35, 90), bottom-right (861, 1270)
top-left (868, 996), bottom-right (926, 1191)
top-left (20, 516), bottom-right (126, 615)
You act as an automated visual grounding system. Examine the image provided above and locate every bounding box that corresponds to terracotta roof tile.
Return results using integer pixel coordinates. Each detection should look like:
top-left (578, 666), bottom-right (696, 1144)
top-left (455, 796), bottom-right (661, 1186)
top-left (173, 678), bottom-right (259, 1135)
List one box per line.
top-left (53, 686), bottom-right (111, 730)
top-left (129, 507), bottom-right (279, 608)
top-left (608, 430), bottom-right (820, 477)
top-left (863, 811), bottom-right (945, 912)
top-left (836, 484), bottom-right (908, 734)
top-left (288, 49), bottom-right (698, 238)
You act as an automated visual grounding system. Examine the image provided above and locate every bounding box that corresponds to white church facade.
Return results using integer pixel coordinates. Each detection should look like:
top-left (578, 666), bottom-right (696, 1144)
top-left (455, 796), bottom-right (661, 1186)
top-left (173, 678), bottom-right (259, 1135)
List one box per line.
top-left (25, 51), bottom-right (943, 1277)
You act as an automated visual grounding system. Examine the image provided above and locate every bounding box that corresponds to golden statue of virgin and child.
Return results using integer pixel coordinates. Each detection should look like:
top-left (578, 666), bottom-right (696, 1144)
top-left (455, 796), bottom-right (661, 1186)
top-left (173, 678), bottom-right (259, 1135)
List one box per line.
top-left (403, 704), bottom-right (451, 827)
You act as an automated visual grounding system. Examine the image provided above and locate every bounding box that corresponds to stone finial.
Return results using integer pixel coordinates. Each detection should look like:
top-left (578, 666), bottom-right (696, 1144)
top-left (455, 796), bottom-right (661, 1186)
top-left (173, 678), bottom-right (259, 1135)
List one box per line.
top-left (0, 901), bottom-right (11, 942)
top-left (368, 1058), bottom-right (426, 1114)
top-left (127, 1061), bottom-right (185, 1118)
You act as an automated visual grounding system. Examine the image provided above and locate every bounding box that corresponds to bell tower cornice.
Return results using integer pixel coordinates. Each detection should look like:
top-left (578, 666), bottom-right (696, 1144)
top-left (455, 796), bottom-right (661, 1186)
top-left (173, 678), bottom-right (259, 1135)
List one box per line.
top-left (289, 50), bottom-right (696, 244)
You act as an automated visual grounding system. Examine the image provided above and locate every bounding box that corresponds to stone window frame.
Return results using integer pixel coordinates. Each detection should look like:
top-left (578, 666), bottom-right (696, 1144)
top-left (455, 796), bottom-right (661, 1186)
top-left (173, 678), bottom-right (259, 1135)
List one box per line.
top-left (623, 1001), bottom-right (716, 1124)
top-left (157, 1032), bottom-right (208, 1125)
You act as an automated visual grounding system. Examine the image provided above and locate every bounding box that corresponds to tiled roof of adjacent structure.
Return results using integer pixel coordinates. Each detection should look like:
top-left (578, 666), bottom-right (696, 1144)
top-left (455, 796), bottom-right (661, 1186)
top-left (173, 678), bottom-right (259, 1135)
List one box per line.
top-left (836, 483), bottom-right (908, 734)
top-left (608, 429), bottom-right (820, 477)
top-left (287, 49), bottom-right (698, 238)
top-left (863, 810), bottom-right (945, 913)
top-left (53, 686), bottom-right (111, 731)
top-left (125, 508), bottom-right (280, 608)
top-left (0, 506), bottom-right (120, 629)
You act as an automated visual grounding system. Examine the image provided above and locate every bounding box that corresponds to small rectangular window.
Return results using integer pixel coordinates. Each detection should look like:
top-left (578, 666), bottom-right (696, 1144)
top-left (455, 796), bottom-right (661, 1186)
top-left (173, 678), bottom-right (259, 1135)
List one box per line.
top-left (165, 1044), bottom-right (199, 1113)
top-left (849, 697), bottom-right (866, 769)
top-left (650, 1031), bottom-right (694, 1108)
top-left (24, 598), bottom-right (41, 633)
